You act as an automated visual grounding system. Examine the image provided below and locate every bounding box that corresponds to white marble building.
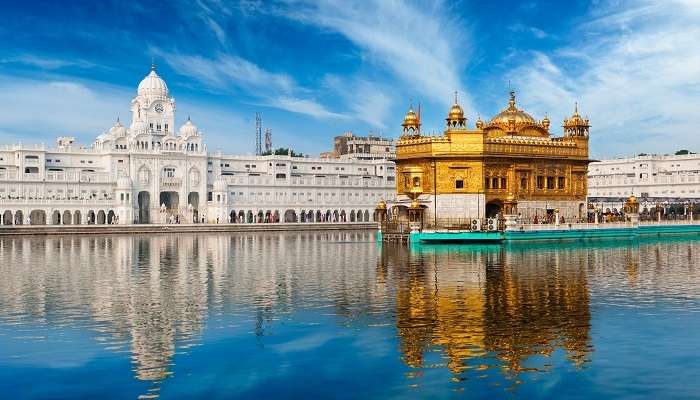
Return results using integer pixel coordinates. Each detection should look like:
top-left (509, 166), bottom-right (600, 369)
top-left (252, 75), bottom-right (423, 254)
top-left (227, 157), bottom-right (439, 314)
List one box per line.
top-left (588, 153), bottom-right (700, 209)
top-left (0, 67), bottom-right (396, 225)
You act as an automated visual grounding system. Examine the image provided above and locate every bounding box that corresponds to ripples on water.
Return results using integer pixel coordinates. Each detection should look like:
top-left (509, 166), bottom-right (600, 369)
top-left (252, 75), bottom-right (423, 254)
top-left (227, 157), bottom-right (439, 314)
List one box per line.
top-left (0, 232), bottom-right (698, 399)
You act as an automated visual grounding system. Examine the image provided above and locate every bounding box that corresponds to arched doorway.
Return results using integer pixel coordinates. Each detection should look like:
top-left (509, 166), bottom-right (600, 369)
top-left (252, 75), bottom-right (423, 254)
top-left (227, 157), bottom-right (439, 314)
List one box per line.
top-left (307, 210), bottom-right (313, 222)
top-left (188, 192), bottom-right (199, 223)
top-left (73, 211), bottom-right (81, 225)
top-left (340, 210), bottom-right (346, 222)
top-left (97, 210), bottom-right (106, 224)
top-left (273, 210), bottom-right (280, 223)
top-left (315, 210), bottom-right (321, 222)
top-left (257, 210), bottom-right (264, 223)
top-left (137, 191), bottom-right (150, 224)
top-left (230, 210), bottom-right (236, 223)
top-left (3, 210), bottom-right (12, 225)
top-left (87, 210), bottom-right (96, 224)
top-left (15, 210), bottom-right (24, 225)
top-left (63, 210), bottom-right (72, 225)
top-left (325, 210), bottom-right (331, 222)
top-left (485, 201), bottom-right (502, 218)
top-left (284, 209), bottom-right (297, 223)
top-left (364, 210), bottom-right (370, 222)
top-left (247, 210), bottom-right (254, 223)
top-left (333, 210), bottom-right (339, 222)
top-left (29, 210), bottom-right (45, 225)
top-left (107, 210), bottom-right (116, 224)
top-left (159, 192), bottom-right (179, 213)
top-left (300, 210), bottom-right (306, 222)
top-left (51, 210), bottom-right (61, 225)
top-left (350, 210), bottom-right (356, 222)
top-left (238, 210), bottom-right (245, 223)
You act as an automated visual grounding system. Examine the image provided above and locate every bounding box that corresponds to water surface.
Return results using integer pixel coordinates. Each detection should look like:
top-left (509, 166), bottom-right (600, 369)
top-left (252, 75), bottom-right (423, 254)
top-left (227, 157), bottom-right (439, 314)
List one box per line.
top-left (0, 232), bottom-right (698, 399)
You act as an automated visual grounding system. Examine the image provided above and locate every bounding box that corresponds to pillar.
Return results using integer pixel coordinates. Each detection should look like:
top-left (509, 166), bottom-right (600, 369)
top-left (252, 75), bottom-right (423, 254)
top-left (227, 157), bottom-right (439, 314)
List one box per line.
top-left (503, 194), bottom-right (519, 231)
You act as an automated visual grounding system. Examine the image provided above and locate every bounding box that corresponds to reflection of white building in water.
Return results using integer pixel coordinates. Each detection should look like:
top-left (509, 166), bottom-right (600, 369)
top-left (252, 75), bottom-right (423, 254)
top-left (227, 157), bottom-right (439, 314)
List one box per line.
top-left (0, 67), bottom-right (396, 225)
top-left (588, 153), bottom-right (700, 208)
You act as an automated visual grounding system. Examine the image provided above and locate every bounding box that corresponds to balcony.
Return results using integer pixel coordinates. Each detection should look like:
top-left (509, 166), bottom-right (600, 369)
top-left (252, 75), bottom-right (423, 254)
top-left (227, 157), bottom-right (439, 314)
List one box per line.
top-left (161, 177), bottom-right (182, 188)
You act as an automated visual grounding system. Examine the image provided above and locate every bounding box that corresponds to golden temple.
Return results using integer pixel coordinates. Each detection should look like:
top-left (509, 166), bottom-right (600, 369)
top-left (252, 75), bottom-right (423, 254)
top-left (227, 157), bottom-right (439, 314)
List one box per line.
top-left (392, 91), bottom-right (591, 223)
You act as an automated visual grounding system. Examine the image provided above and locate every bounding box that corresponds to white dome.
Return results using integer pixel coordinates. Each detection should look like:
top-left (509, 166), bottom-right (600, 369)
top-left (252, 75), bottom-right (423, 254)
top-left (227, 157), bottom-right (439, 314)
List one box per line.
top-left (116, 176), bottom-right (133, 189)
top-left (137, 68), bottom-right (168, 97)
top-left (109, 120), bottom-right (127, 137)
top-left (130, 120), bottom-right (148, 134)
top-left (213, 178), bottom-right (227, 192)
top-left (179, 118), bottom-right (198, 137)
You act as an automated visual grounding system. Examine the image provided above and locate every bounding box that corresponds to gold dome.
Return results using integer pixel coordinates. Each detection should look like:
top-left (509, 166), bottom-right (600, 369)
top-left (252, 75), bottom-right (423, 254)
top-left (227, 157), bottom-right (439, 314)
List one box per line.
top-left (376, 199), bottom-right (387, 210)
top-left (402, 108), bottom-right (419, 126)
top-left (489, 91), bottom-right (536, 125)
top-left (564, 103), bottom-right (589, 127)
top-left (448, 103), bottom-right (464, 120)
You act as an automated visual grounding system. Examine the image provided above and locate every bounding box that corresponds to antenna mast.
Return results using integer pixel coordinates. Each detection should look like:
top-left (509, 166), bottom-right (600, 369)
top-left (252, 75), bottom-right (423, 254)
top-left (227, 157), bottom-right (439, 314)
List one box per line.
top-left (255, 113), bottom-right (262, 156)
top-left (264, 128), bottom-right (272, 153)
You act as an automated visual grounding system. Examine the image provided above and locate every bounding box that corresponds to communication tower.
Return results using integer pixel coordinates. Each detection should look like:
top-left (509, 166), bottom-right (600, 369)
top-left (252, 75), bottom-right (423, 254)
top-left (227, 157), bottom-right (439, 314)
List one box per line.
top-left (264, 128), bottom-right (272, 153)
top-left (255, 113), bottom-right (262, 156)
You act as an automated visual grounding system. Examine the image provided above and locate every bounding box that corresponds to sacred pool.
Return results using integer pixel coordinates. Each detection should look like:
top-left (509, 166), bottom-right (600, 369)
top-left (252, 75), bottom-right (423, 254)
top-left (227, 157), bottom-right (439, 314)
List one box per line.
top-left (0, 232), bottom-right (698, 399)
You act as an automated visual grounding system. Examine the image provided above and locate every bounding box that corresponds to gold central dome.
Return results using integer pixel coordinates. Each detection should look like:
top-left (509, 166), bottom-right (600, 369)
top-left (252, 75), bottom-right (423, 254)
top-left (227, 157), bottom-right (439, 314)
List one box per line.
top-left (402, 108), bottom-right (419, 126)
top-left (490, 91), bottom-right (536, 124)
top-left (448, 103), bottom-right (464, 120)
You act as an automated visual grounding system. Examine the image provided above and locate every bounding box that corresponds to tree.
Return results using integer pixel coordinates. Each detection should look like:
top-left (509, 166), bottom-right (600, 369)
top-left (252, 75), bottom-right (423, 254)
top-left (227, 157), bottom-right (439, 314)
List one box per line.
top-left (261, 147), bottom-right (304, 157)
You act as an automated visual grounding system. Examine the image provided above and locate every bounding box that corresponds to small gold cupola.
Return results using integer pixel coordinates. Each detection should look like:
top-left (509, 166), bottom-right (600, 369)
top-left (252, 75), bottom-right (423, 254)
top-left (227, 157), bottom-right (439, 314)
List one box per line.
top-left (401, 103), bottom-right (421, 137)
top-left (446, 91), bottom-right (467, 130)
top-left (563, 102), bottom-right (590, 137)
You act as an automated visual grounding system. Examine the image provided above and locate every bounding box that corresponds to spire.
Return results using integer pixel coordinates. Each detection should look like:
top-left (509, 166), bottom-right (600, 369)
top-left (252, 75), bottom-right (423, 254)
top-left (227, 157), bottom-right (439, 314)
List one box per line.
top-left (454, 90), bottom-right (458, 104)
top-left (151, 57), bottom-right (156, 71)
top-left (508, 90), bottom-right (516, 109)
top-left (574, 102), bottom-right (579, 115)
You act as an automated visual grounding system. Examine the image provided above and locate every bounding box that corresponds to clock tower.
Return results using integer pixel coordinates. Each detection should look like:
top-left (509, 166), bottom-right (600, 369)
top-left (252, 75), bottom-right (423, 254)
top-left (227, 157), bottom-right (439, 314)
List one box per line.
top-left (130, 65), bottom-right (176, 136)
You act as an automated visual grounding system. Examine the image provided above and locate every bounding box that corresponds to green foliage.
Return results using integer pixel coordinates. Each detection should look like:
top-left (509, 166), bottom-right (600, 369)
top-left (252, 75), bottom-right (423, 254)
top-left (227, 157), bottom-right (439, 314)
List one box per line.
top-left (261, 147), bottom-right (304, 157)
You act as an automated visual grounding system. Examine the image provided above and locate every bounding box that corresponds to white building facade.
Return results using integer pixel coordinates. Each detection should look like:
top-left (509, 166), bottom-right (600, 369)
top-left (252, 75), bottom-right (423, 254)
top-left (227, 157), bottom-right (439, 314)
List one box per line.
top-left (588, 153), bottom-right (700, 209)
top-left (0, 68), bottom-right (396, 226)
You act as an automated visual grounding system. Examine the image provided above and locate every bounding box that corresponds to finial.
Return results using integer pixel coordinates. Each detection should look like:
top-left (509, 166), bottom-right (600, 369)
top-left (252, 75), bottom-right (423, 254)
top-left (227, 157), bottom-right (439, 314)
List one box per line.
top-left (409, 98), bottom-right (414, 110)
top-left (454, 90), bottom-right (458, 104)
top-left (508, 89), bottom-right (516, 108)
top-left (151, 57), bottom-right (156, 71)
top-left (187, 115), bottom-right (191, 121)
top-left (574, 102), bottom-right (578, 114)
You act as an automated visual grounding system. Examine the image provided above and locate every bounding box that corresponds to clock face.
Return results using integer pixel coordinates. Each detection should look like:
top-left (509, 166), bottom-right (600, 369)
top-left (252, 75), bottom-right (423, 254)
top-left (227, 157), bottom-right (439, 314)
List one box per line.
top-left (154, 103), bottom-right (164, 113)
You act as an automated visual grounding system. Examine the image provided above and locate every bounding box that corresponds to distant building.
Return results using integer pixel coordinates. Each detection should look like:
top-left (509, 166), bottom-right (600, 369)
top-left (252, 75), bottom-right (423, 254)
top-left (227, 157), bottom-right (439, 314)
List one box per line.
top-left (0, 67), bottom-right (396, 226)
top-left (323, 132), bottom-right (395, 160)
top-left (588, 153), bottom-right (700, 208)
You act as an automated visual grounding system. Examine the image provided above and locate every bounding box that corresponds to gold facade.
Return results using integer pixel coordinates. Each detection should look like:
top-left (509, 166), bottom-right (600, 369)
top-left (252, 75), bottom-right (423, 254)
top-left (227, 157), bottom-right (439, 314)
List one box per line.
top-left (395, 92), bottom-right (591, 217)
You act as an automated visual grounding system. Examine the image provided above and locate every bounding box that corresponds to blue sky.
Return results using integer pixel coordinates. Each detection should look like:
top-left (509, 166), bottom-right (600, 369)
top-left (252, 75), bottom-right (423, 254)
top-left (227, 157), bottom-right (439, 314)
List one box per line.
top-left (0, 0), bottom-right (698, 158)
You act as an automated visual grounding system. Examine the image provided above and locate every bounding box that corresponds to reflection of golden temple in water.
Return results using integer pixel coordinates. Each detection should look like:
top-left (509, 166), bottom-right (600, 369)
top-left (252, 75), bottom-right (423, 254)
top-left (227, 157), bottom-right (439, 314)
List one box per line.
top-left (382, 243), bottom-right (593, 379)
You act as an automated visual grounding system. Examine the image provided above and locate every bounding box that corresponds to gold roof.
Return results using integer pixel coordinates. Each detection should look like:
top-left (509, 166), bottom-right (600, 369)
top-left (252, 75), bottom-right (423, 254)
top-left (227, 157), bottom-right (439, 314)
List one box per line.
top-left (490, 91), bottom-right (536, 124)
top-left (448, 103), bottom-right (465, 120)
top-left (447, 92), bottom-right (465, 121)
top-left (402, 108), bottom-right (419, 127)
top-left (563, 103), bottom-right (590, 127)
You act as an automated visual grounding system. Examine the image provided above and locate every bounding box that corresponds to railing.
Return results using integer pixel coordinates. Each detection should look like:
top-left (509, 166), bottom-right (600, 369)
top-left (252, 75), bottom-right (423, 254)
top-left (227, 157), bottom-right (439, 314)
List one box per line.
top-left (0, 198), bottom-right (115, 205)
top-left (516, 222), bottom-right (635, 231)
top-left (161, 177), bottom-right (182, 188)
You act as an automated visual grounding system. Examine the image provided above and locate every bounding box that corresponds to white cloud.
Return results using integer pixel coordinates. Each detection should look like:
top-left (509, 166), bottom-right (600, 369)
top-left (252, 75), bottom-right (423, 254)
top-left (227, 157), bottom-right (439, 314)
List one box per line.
top-left (281, 0), bottom-right (475, 114)
top-left (0, 74), bottom-right (253, 152)
top-left (322, 75), bottom-right (393, 130)
top-left (512, 0), bottom-right (700, 158)
top-left (0, 55), bottom-right (96, 70)
top-left (153, 49), bottom-right (344, 120)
